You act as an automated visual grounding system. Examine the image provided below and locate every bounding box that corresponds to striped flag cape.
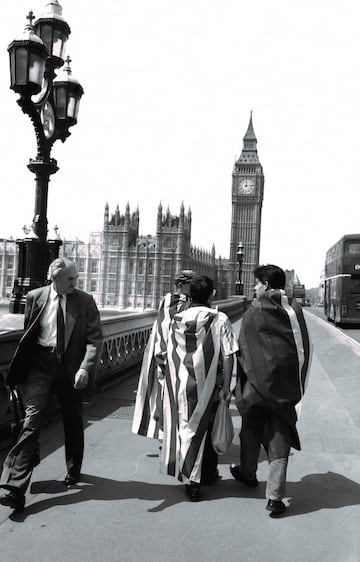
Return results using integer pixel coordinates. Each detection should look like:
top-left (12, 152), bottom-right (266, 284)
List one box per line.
top-left (160, 306), bottom-right (224, 483)
top-left (237, 289), bottom-right (312, 450)
top-left (132, 292), bottom-right (190, 438)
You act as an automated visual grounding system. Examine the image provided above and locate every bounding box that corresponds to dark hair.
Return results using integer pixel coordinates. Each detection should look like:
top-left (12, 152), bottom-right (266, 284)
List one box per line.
top-left (173, 269), bottom-right (198, 286)
top-left (254, 264), bottom-right (286, 290)
top-left (189, 275), bottom-right (214, 304)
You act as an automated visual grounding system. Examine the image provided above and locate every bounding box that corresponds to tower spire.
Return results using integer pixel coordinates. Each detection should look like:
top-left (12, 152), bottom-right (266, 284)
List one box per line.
top-left (236, 111), bottom-right (259, 164)
top-left (103, 201), bottom-right (109, 230)
top-left (243, 111), bottom-right (257, 143)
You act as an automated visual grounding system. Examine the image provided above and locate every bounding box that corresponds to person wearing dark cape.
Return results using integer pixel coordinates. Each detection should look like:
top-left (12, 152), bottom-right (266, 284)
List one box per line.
top-left (230, 264), bottom-right (312, 516)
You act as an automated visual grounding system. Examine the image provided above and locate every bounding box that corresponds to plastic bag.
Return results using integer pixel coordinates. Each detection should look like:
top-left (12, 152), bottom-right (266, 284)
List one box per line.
top-left (211, 397), bottom-right (234, 455)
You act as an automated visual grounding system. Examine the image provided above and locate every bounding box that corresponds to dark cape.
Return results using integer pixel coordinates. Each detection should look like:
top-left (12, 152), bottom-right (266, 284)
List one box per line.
top-left (236, 290), bottom-right (312, 450)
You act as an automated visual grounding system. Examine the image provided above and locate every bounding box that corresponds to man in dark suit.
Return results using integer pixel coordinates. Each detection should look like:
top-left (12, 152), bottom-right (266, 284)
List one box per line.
top-left (0, 257), bottom-right (102, 512)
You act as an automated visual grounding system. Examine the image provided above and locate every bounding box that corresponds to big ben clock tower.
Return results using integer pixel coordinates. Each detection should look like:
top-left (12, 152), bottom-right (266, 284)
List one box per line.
top-left (230, 113), bottom-right (264, 298)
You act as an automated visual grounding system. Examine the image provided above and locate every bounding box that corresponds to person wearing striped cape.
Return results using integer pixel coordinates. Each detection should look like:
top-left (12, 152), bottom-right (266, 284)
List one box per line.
top-left (160, 276), bottom-right (238, 501)
top-left (230, 264), bottom-right (312, 516)
top-left (132, 271), bottom-right (197, 439)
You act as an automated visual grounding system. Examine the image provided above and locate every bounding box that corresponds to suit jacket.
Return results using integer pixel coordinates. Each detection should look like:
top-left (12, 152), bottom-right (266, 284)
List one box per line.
top-left (6, 286), bottom-right (102, 388)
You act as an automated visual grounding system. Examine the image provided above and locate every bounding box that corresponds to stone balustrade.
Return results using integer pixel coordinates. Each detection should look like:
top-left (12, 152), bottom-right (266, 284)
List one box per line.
top-left (0, 297), bottom-right (247, 434)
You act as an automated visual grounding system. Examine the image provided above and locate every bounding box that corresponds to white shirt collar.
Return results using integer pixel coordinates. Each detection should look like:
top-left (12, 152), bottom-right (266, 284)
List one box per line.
top-left (50, 284), bottom-right (66, 302)
top-left (50, 285), bottom-right (58, 300)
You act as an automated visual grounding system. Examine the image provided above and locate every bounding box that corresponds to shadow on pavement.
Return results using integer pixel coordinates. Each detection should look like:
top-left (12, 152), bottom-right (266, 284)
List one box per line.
top-left (285, 471), bottom-right (360, 516)
top-left (7, 469), bottom-right (360, 522)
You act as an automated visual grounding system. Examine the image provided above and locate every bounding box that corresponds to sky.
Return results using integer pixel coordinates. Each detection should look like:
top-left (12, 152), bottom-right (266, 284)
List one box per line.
top-left (0, 0), bottom-right (360, 289)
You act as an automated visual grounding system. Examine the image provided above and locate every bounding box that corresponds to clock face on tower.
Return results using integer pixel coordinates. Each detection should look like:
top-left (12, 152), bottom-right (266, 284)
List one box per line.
top-left (238, 178), bottom-right (255, 195)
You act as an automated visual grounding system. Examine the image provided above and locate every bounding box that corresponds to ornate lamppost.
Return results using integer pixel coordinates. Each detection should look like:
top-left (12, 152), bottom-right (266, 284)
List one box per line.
top-left (7, 1), bottom-right (83, 313)
top-left (235, 241), bottom-right (244, 295)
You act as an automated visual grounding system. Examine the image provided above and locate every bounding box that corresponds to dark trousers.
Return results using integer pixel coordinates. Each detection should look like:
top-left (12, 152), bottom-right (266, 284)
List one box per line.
top-left (0, 348), bottom-right (84, 494)
top-left (240, 405), bottom-right (291, 500)
top-left (200, 423), bottom-right (218, 484)
top-left (200, 401), bottom-right (219, 485)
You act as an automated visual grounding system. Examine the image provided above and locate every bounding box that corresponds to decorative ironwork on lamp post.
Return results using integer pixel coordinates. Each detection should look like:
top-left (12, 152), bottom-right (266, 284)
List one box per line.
top-left (7, 1), bottom-right (84, 313)
top-left (235, 241), bottom-right (244, 295)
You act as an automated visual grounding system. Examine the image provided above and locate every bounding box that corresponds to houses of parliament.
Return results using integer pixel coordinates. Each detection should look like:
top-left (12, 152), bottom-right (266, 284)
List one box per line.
top-left (0, 115), bottom-right (265, 309)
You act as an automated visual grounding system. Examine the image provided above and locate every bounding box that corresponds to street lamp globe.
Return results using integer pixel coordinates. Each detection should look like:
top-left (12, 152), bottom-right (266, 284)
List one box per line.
top-left (8, 12), bottom-right (48, 96)
top-left (237, 242), bottom-right (244, 262)
top-left (34, 0), bottom-right (71, 69)
top-left (53, 57), bottom-right (84, 126)
top-left (235, 241), bottom-right (244, 296)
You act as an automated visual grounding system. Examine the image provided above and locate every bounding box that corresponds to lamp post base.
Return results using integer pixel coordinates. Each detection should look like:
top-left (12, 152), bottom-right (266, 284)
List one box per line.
top-left (235, 281), bottom-right (243, 296)
top-left (8, 295), bottom-right (26, 314)
top-left (9, 238), bottom-right (62, 314)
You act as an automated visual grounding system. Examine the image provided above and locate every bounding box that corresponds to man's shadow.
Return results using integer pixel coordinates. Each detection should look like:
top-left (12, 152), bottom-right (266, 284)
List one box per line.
top-left (9, 470), bottom-right (360, 521)
top-left (13, 474), bottom-right (189, 520)
top-left (285, 471), bottom-right (360, 516)
top-left (202, 471), bottom-right (360, 518)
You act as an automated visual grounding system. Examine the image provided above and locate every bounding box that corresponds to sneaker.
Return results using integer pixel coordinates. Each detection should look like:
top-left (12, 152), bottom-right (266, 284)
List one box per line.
top-left (229, 464), bottom-right (259, 487)
top-left (266, 499), bottom-right (286, 515)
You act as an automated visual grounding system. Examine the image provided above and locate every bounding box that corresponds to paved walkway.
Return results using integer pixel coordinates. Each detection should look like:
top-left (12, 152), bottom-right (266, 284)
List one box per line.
top-left (0, 312), bottom-right (359, 562)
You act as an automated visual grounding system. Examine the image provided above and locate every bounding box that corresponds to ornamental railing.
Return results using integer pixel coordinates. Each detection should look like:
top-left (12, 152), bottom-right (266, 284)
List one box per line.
top-left (95, 310), bottom-right (156, 387)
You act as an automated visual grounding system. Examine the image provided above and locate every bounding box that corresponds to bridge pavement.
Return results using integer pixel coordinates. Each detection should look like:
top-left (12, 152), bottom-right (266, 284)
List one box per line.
top-left (0, 312), bottom-right (359, 562)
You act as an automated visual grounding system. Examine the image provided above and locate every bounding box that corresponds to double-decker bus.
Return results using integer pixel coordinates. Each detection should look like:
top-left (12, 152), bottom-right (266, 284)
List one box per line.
top-left (292, 284), bottom-right (306, 306)
top-left (324, 234), bottom-right (360, 325)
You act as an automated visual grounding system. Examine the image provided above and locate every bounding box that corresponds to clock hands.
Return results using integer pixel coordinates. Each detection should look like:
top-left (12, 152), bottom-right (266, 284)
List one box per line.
top-left (238, 178), bottom-right (255, 194)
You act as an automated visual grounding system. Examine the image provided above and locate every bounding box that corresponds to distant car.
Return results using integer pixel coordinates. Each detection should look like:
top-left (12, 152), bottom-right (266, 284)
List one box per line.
top-left (303, 300), bottom-right (311, 307)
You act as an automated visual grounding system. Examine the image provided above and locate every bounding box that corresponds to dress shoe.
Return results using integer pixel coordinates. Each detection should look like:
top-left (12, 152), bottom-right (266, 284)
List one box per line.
top-left (185, 482), bottom-right (202, 502)
top-left (230, 464), bottom-right (259, 487)
top-left (266, 499), bottom-right (286, 515)
top-left (64, 474), bottom-right (80, 486)
top-left (0, 490), bottom-right (25, 512)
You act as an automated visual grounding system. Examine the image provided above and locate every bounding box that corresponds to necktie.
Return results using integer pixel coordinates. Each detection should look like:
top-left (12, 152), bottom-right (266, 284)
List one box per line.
top-left (56, 294), bottom-right (65, 362)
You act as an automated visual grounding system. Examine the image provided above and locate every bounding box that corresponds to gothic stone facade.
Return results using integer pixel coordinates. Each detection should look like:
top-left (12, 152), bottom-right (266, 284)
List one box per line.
top-left (60, 202), bottom-right (228, 309)
top-left (0, 239), bottom-right (16, 299)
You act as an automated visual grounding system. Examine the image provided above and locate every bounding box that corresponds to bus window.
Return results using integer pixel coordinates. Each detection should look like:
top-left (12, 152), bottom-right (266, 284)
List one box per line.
top-left (350, 278), bottom-right (360, 292)
top-left (347, 243), bottom-right (360, 254)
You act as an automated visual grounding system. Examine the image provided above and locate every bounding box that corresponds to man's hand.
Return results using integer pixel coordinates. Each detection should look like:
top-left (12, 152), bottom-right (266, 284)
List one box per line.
top-left (219, 386), bottom-right (232, 403)
top-left (74, 368), bottom-right (89, 390)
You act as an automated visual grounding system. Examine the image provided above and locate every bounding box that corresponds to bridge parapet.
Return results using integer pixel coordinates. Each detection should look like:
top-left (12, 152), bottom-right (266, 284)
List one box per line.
top-left (96, 297), bottom-right (246, 387)
top-left (0, 297), bottom-right (247, 432)
top-left (97, 310), bottom-right (156, 388)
